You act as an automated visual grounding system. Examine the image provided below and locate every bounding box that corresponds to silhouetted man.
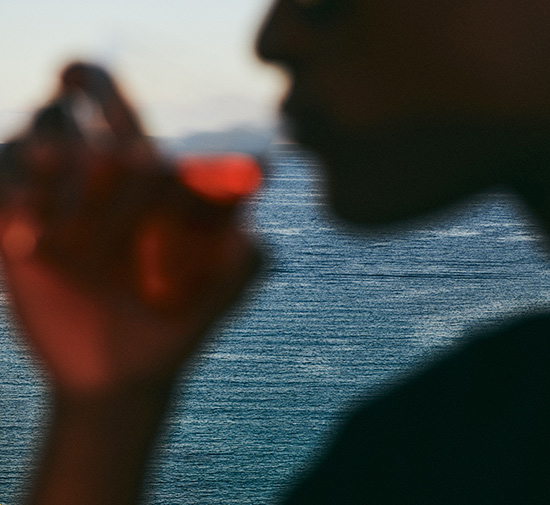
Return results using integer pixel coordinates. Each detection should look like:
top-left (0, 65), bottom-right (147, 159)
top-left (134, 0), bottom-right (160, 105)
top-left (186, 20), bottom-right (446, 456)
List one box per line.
top-left (4, 0), bottom-right (550, 503)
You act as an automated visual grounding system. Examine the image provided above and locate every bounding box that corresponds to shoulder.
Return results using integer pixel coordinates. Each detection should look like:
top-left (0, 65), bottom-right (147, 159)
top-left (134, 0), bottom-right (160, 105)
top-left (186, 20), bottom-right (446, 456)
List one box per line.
top-left (355, 312), bottom-right (550, 431)
top-left (282, 313), bottom-right (550, 504)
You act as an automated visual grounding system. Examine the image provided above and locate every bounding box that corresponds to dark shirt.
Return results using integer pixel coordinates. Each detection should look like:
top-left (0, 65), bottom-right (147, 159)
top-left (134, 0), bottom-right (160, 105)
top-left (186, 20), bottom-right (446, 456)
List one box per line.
top-left (283, 314), bottom-right (550, 504)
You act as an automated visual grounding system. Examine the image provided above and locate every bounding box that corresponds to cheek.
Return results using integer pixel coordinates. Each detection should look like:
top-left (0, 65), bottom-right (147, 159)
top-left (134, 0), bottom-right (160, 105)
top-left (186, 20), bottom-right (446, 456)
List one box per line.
top-left (313, 1), bottom-right (550, 127)
top-left (446, 3), bottom-right (550, 112)
top-left (310, 10), bottom-right (463, 127)
top-left (311, 54), bottom-right (424, 129)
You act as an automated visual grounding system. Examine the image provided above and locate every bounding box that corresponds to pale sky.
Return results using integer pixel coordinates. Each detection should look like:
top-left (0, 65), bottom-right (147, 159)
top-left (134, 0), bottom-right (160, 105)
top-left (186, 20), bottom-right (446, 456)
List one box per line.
top-left (0, 0), bottom-right (285, 141)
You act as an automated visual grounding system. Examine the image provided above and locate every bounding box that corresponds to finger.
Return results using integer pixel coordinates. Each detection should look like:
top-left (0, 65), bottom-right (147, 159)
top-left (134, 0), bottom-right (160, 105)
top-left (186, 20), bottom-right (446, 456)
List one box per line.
top-left (60, 62), bottom-right (147, 141)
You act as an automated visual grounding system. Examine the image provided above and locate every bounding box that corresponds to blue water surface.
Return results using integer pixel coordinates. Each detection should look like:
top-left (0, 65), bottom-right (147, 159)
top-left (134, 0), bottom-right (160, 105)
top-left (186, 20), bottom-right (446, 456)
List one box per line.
top-left (2, 147), bottom-right (550, 504)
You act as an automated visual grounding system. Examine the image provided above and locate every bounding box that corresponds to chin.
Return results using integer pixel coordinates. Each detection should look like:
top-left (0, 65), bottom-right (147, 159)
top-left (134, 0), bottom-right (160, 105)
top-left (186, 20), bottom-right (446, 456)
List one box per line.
top-left (318, 153), bottom-right (405, 226)
top-left (326, 197), bottom-right (379, 226)
top-left (294, 115), bottom-right (520, 227)
top-left (324, 176), bottom-right (407, 227)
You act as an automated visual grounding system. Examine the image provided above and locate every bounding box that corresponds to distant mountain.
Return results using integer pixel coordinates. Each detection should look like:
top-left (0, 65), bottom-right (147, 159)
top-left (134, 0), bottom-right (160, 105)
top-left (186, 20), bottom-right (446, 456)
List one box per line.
top-left (155, 125), bottom-right (277, 156)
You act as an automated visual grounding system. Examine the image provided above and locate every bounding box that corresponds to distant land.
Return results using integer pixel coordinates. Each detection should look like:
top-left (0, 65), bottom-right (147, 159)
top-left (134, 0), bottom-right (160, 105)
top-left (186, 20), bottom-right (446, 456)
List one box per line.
top-left (155, 124), bottom-right (281, 156)
top-left (0, 123), bottom-right (297, 163)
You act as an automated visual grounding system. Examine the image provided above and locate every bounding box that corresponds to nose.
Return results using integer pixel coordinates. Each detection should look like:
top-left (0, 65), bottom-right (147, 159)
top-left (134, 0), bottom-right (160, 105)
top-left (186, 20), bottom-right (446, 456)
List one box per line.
top-left (256, 1), bottom-right (316, 67)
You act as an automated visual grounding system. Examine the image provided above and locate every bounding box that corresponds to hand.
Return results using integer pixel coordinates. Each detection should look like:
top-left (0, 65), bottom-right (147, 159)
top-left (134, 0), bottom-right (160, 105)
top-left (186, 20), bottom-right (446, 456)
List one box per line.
top-left (0, 63), bottom-right (261, 399)
top-left (0, 207), bottom-right (259, 398)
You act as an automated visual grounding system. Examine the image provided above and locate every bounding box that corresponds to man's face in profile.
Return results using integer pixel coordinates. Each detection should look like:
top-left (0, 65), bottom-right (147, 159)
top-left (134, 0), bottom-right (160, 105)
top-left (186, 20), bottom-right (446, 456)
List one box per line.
top-left (258, 0), bottom-right (550, 224)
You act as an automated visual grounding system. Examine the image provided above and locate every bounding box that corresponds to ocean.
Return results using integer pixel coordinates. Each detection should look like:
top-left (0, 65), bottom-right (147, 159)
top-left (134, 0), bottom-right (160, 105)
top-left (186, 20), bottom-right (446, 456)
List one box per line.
top-left (2, 147), bottom-right (550, 504)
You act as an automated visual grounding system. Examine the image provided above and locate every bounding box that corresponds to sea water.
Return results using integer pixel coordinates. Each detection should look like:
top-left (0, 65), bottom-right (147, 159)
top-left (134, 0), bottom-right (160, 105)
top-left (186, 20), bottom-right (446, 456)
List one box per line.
top-left (2, 147), bottom-right (550, 504)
